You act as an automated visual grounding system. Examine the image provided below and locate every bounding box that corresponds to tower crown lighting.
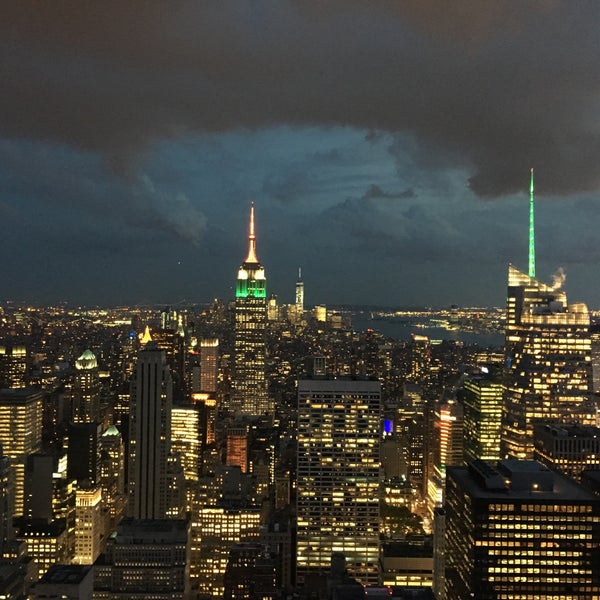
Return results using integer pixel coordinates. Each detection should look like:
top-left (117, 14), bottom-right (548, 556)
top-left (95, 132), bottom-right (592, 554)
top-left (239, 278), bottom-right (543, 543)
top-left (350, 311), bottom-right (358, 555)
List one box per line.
top-left (529, 168), bottom-right (536, 279)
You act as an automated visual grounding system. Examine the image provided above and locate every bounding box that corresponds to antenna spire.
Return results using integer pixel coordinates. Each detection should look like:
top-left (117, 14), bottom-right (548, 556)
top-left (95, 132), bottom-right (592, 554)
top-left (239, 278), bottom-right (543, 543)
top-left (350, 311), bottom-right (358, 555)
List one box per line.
top-left (245, 202), bottom-right (259, 263)
top-left (528, 168), bottom-right (535, 279)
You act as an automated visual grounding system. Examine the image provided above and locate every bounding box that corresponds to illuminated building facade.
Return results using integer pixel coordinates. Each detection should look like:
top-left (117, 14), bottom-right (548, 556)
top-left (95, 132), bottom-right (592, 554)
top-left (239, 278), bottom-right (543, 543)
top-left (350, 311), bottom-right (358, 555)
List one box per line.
top-left (295, 267), bottom-right (304, 312)
top-left (408, 334), bottom-right (430, 386)
top-left (99, 425), bottom-right (126, 524)
top-left (533, 423), bottom-right (600, 480)
top-left (74, 485), bottom-right (103, 565)
top-left (426, 399), bottom-right (463, 520)
top-left (193, 505), bottom-right (261, 599)
top-left (93, 518), bottom-right (190, 600)
top-left (502, 264), bottom-right (593, 459)
top-left (445, 459), bottom-right (600, 599)
top-left (296, 377), bottom-right (381, 586)
top-left (226, 426), bottom-right (248, 473)
top-left (0, 444), bottom-right (14, 554)
top-left (171, 405), bottom-right (201, 492)
top-left (0, 388), bottom-right (43, 516)
top-left (72, 349), bottom-right (101, 423)
top-left (462, 370), bottom-right (503, 463)
top-left (232, 203), bottom-right (270, 416)
top-left (128, 344), bottom-right (173, 519)
top-left (199, 338), bottom-right (219, 394)
top-left (0, 344), bottom-right (28, 389)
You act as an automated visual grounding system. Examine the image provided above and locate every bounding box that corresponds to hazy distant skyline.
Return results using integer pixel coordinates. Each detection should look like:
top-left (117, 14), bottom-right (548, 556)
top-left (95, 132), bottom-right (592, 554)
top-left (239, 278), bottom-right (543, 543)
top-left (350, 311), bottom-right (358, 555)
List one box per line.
top-left (2, 3), bottom-right (600, 307)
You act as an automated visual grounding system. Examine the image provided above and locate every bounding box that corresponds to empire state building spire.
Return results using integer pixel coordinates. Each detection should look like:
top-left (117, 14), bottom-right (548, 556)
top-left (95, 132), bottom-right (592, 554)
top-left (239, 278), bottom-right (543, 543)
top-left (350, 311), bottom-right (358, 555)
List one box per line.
top-left (245, 202), bottom-right (259, 264)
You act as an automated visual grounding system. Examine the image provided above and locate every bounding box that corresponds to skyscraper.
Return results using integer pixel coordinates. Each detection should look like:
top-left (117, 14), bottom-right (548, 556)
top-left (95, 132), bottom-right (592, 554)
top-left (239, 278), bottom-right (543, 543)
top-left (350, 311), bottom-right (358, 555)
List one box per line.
top-left (232, 203), bottom-right (271, 416)
top-left (296, 377), bottom-right (381, 587)
top-left (295, 267), bottom-right (304, 312)
top-left (127, 344), bottom-right (173, 519)
top-left (462, 369), bottom-right (503, 463)
top-left (445, 459), bottom-right (600, 599)
top-left (199, 338), bottom-right (219, 395)
top-left (0, 388), bottom-right (43, 516)
top-left (502, 170), bottom-right (594, 459)
top-left (72, 349), bottom-right (101, 423)
top-left (502, 264), bottom-right (593, 459)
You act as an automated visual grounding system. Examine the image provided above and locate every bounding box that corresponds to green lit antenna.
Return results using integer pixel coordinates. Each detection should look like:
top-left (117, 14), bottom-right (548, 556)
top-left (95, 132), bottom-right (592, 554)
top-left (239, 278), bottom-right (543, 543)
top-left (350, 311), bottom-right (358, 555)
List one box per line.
top-left (528, 168), bottom-right (535, 278)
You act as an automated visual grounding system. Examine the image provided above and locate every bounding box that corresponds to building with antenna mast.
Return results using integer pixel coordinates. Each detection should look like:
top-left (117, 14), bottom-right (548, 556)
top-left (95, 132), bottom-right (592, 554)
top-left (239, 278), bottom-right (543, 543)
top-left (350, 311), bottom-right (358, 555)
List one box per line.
top-left (295, 267), bottom-right (304, 313)
top-left (501, 171), bottom-right (594, 459)
top-left (231, 203), bottom-right (272, 416)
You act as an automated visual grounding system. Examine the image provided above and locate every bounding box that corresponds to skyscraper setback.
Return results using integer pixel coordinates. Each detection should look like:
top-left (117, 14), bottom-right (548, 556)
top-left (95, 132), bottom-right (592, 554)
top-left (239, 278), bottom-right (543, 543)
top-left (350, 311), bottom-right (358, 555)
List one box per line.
top-left (232, 203), bottom-right (271, 416)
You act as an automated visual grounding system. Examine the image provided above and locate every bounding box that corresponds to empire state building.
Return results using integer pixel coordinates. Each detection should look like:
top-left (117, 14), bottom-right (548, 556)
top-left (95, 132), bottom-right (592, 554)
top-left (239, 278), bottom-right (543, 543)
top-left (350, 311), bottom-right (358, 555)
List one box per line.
top-left (231, 203), bottom-right (271, 416)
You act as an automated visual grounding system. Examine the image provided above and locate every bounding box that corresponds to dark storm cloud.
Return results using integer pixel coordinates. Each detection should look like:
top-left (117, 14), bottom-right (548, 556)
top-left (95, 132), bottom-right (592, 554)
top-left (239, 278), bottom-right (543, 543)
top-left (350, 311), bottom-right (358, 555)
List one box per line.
top-left (2, 2), bottom-right (600, 197)
top-left (0, 141), bottom-right (207, 246)
top-left (363, 185), bottom-right (415, 201)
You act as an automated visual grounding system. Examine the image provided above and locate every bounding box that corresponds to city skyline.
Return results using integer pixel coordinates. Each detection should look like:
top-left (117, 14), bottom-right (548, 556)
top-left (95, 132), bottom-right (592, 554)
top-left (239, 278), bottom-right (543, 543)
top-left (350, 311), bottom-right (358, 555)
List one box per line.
top-left (2, 4), bottom-right (600, 307)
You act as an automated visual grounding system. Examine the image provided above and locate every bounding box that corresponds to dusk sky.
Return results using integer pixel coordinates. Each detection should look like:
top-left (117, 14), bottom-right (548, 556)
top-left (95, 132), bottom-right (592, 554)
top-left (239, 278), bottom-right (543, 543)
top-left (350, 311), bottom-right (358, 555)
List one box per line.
top-left (2, 2), bottom-right (600, 308)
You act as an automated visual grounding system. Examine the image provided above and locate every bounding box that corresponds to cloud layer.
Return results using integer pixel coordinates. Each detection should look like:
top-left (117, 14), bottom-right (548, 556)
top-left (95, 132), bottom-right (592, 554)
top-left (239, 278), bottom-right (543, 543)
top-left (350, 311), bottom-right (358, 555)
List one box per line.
top-left (3, 2), bottom-right (600, 197)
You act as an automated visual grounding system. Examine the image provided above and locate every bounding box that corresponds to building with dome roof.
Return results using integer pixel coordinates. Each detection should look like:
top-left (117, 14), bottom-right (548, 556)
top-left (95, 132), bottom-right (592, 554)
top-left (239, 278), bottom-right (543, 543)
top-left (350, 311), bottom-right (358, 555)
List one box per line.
top-left (73, 349), bottom-right (101, 423)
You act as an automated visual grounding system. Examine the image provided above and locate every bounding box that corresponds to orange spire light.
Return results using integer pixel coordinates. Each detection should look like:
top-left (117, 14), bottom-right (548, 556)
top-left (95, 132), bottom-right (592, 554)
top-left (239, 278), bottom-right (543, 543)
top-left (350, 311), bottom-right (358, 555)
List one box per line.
top-left (245, 202), bottom-right (259, 263)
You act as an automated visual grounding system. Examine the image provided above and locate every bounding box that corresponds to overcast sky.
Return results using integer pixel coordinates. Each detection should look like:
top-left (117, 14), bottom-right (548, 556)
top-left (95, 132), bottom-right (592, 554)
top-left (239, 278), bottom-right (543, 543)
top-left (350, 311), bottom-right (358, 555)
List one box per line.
top-left (1, 2), bottom-right (600, 308)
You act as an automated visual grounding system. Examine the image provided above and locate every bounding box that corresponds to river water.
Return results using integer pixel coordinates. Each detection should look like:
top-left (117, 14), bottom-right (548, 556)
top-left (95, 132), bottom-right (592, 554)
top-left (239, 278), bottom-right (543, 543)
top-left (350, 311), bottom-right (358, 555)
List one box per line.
top-left (350, 315), bottom-right (505, 348)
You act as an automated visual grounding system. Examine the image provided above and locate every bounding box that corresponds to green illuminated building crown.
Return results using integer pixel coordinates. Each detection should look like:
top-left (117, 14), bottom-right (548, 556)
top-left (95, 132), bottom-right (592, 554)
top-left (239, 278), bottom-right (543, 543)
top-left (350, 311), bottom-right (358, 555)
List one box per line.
top-left (236, 202), bottom-right (266, 299)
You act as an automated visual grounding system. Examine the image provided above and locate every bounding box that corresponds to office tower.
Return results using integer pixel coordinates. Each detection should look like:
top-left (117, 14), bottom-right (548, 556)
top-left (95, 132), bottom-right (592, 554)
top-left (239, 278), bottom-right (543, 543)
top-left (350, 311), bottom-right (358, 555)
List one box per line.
top-left (31, 565), bottom-right (93, 600)
top-left (127, 344), bottom-right (173, 519)
top-left (0, 388), bottom-right (43, 516)
top-left (426, 399), bottom-right (463, 520)
top-left (99, 425), bottom-right (126, 525)
top-left (16, 453), bottom-right (76, 571)
top-left (0, 343), bottom-right (28, 389)
top-left (533, 423), bottom-right (600, 480)
top-left (193, 505), bottom-right (261, 598)
top-left (199, 338), bottom-right (219, 394)
top-left (73, 486), bottom-right (103, 565)
top-left (93, 518), bottom-right (190, 600)
top-left (0, 443), bottom-right (14, 554)
top-left (296, 377), bottom-right (381, 586)
top-left (445, 459), bottom-right (600, 599)
top-left (72, 350), bottom-right (101, 423)
top-left (232, 203), bottom-right (270, 416)
top-left (152, 328), bottom-right (186, 401)
top-left (67, 422), bottom-right (102, 485)
top-left (502, 264), bottom-right (593, 459)
top-left (171, 405), bottom-right (202, 507)
top-left (313, 305), bottom-right (326, 322)
top-left (591, 327), bottom-right (600, 394)
top-left (165, 453), bottom-right (186, 520)
top-left (226, 426), bottom-right (248, 473)
top-left (295, 267), bottom-right (304, 312)
top-left (462, 369), bottom-right (503, 462)
top-left (381, 538), bottom-right (434, 588)
top-left (408, 334), bottom-right (430, 386)
top-left (222, 543), bottom-right (277, 600)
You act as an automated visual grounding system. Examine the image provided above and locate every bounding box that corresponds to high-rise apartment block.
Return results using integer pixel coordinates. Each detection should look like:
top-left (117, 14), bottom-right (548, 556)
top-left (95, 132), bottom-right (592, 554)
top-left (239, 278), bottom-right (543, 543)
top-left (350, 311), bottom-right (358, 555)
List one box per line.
top-left (0, 388), bottom-right (43, 516)
top-left (127, 344), bottom-right (173, 519)
top-left (296, 377), bottom-right (381, 587)
top-left (232, 204), bottom-right (270, 416)
top-left (502, 265), bottom-right (593, 459)
top-left (445, 459), bottom-right (600, 599)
